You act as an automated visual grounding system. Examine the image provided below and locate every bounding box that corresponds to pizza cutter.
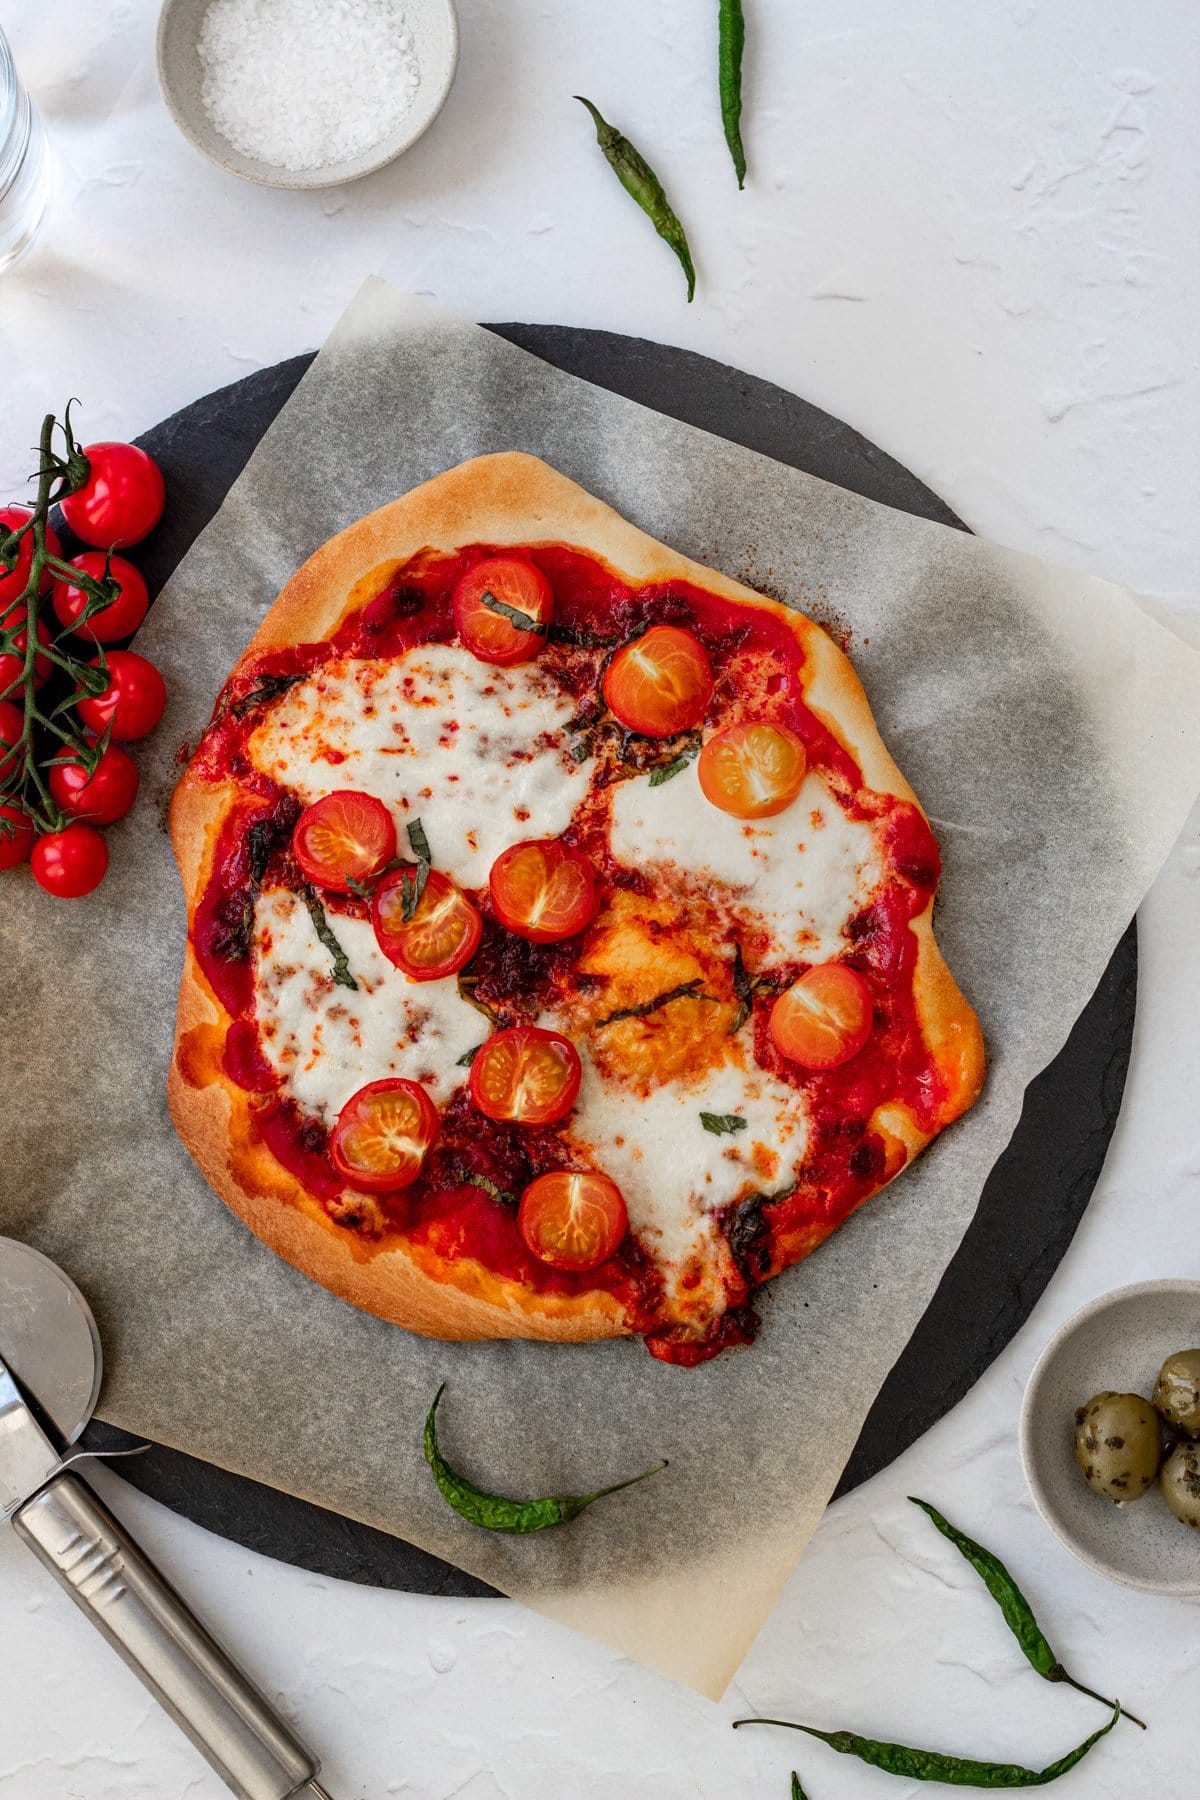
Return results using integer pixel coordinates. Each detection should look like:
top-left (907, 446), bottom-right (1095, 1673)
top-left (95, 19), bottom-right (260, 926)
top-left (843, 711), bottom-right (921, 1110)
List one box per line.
top-left (0, 1236), bottom-right (335, 1799)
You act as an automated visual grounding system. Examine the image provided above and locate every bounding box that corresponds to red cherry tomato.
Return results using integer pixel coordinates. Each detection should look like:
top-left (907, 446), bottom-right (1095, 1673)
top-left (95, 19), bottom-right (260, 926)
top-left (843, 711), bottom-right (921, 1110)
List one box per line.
top-left (602, 625), bottom-right (713, 738)
top-left (76, 650), bottom-right (167, 742)
top-left (0, 803), bottom-right (34, 870)
top-left (293, 791), bottom-right (397, 894)
top-left (517, 1170), bottom-right (628, 1271)
top-left (48, 744), bottom-right (139, 825)
top-left (0, 506), bottom-right (63, 601)
top-left (59, 442), bottom-right (165, 550)
top-left (0, 607), bottom-right (52, 690)
top-left (452, 556), bottom-right (554, 666)
top-left (488, 838), bottom-right (597, 943)
top-left (698, 722), bottom-right (807, 819)
top-left (329, 1078), bottom-right (439, 1192)
top-left (469, 1026), bottom-right (582, 1126)
top-left (373, 865), bottom-right (482, 980)
top-left (770, 963), bottom-right (873, 1070)
top-left (31, 825), bottom-right (108, 897)
top-left (0, 698), bottom-right (23, 776)
top-left (53, 552), bottom-right (149, 644)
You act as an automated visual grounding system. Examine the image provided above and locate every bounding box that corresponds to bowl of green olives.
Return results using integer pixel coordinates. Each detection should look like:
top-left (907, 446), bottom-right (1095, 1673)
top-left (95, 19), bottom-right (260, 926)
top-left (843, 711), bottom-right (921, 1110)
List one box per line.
top-left (1020, 1280), bottom-right (1200, 1595)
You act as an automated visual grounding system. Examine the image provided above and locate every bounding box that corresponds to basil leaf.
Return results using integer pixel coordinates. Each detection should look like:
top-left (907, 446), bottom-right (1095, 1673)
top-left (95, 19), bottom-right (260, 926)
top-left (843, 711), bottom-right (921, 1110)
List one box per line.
top-left (230, 671), bottom-right (306, 718)
top-left (400, 817), bottom-right (432, 922)
top-left (457, 1043), bottom-right (484, 1068)
top-left (648, 744), bottom-right (698, 787)
top-left (301, 887), bottom-right (357, 990)
top-left (594, 978), bottom-right (715, 1030)
top-left (481, 590), bottom-right (549, 636)
top-left (701, 1112), bottom-right (748, 1136)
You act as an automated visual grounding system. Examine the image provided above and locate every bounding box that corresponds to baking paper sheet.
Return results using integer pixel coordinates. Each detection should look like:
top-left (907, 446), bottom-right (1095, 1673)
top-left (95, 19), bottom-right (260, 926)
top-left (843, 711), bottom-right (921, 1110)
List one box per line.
top-left (4, 280), bottom-right (1200, 1697)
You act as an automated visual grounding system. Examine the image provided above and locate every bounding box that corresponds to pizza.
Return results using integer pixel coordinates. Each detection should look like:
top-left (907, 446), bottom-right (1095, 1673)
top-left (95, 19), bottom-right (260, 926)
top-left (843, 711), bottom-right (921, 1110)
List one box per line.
top-left (169, 453), bottom-right (984, 1366)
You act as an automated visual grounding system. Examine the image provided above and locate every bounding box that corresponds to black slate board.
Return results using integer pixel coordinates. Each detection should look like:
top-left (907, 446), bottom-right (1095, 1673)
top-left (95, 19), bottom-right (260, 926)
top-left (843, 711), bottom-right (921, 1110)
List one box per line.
top-left (83, 329), bottom-right (1136, 1598)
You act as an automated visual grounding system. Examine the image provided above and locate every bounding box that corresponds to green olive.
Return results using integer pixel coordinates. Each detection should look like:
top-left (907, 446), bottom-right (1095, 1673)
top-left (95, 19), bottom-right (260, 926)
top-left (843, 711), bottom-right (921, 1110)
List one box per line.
top-left (1073, 1391), bottom-right (1162, 1503)
top-left (1151, 1348), bottom-right (1200, 1437)
top-left (1160, 1440), bottom-right (1200, 1529)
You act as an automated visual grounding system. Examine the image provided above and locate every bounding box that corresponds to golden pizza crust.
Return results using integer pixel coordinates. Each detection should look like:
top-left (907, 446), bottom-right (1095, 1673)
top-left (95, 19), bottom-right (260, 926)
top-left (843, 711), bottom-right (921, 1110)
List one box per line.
top-left (169, 452), bottom-right (985, 1346)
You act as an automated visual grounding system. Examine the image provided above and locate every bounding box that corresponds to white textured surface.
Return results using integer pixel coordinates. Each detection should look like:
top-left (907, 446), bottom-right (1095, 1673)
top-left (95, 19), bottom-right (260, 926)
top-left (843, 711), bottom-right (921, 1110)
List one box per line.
top-left (0, 1), bottom-right (1197, 1795)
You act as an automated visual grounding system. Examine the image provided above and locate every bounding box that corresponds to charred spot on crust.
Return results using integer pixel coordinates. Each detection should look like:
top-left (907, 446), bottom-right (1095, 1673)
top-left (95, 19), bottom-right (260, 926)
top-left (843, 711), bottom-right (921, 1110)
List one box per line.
top-left (724, 1197), bottom-right (772, 1281)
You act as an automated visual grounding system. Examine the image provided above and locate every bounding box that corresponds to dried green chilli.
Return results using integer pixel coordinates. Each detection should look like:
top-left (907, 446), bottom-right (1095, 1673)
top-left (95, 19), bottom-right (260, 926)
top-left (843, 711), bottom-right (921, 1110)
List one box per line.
top-left (718, 0), bottom-right (747, 188)
top-left (732, 1704), bottom-right (1120, 1787)
top-left (909, 1500), bottom-right (1146, 1730)
top-left (575, 97), bottom-right (696, 302)
top-left (423, 1386), bottom-right (666, 1533)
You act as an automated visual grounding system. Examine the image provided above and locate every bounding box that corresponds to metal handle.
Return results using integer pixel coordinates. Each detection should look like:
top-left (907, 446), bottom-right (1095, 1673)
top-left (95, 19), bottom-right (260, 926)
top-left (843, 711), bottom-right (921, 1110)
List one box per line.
top-left (13, 1472), bottom-right (324, 1800)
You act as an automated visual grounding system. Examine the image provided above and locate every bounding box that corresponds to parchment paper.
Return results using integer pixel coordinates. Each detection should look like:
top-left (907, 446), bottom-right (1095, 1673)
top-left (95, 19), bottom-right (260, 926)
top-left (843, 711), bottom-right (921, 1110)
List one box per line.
top-left (4, 280), bottom-right (1200, 1697)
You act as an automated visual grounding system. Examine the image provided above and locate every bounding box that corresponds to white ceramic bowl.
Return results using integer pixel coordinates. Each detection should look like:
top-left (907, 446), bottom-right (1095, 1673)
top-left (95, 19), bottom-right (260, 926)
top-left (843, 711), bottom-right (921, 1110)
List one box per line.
top-left (156, 0), bottom-right (458, 190)
top-left (1020, 1280), bottom-right (1200, 1596)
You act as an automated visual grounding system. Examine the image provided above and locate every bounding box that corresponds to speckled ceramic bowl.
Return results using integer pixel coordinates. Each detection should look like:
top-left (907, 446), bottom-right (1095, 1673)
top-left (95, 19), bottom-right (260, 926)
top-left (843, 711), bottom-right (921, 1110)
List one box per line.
top-left (156, 0), bottom-right (458, 190)
top-left (1021, 1280), bottom-right (1200, 1596)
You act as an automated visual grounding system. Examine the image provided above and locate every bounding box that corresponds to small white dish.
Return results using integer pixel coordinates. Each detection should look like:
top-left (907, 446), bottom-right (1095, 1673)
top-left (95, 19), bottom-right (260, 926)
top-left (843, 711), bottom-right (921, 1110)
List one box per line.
top-left (156, 0), bottom-right (458, 191)
top-left (1020, 1279), bottom-right (1200, 1597)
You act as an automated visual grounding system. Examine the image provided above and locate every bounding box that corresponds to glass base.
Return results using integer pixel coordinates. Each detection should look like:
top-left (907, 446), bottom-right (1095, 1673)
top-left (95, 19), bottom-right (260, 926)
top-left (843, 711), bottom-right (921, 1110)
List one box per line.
top-left (0, 95), bottom-right (52, 273)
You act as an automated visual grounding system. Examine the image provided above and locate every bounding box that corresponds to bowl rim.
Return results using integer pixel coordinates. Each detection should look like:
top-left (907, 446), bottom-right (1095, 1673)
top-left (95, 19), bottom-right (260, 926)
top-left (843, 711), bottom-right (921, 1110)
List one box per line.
top-left (155, 0), bottom-right (460, 192)
top-left (1019, 1276), bottom-right (1200, 1597)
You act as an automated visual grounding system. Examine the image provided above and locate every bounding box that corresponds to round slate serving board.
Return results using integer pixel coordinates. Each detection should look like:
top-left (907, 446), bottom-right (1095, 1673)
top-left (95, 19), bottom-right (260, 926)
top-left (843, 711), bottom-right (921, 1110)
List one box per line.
top-left (82, 328), bottom-right (1136, 1599)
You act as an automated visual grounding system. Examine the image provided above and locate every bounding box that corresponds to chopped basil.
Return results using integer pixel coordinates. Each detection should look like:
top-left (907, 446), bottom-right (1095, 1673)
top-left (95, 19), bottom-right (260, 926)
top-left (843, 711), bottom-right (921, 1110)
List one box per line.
top-left (648, 744), bottom-right (698, 787)
top-left (729, 945), bottom-right (786, 1033)
top-left (480, 590), bottom-right (549, 636)
top-left (229, 671), bottom-right (306, 718)
top-left (301, 887), bottom-right (357, 990)
top-left (401, 817), bottom-right (432, 922)
top-left (457, 1043), bottom-right (484, 1068)
top-left (701, 1112), bottom-right (748, 1136)
top-left (462, 1170), bottom-right (516, 1206)
top-left (458, 972), bottom-right (502, 1024)
top-left (594, 977), bottom-right (715, 1030)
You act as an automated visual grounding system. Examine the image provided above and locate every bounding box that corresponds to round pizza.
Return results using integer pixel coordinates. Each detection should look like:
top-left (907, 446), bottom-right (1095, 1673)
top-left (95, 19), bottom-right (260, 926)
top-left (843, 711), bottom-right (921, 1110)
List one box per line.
top-left (169, 453), bottom-right (984, 1366)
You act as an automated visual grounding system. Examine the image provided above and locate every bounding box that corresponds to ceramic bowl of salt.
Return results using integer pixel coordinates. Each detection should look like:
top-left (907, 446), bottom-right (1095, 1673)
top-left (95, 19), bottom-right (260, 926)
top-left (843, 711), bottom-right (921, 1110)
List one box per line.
top-left (157, 0), bottom-right (458, 189)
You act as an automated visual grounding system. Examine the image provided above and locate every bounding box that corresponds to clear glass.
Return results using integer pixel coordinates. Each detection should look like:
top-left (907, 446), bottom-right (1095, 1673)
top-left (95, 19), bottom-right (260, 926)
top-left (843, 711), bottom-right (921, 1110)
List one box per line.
top-left (0, 28), bottom-right (52, 273)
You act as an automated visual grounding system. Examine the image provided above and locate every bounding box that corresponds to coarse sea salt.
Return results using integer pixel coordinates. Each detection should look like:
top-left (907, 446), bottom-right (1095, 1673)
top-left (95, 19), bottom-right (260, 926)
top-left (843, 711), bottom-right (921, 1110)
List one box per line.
top-left (198, 0), bottom-right (422, 173)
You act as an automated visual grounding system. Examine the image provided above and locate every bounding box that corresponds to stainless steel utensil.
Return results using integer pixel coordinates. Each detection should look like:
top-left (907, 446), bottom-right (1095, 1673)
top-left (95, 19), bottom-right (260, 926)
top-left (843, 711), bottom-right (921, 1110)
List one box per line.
top-left (0, 1236), bottom-right (335, 1799)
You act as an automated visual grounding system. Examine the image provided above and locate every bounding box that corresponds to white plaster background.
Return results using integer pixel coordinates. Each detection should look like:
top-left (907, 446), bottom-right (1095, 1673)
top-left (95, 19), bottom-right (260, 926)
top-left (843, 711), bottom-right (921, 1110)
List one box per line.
top-left (0, 2), bottom-right (1197, 1795)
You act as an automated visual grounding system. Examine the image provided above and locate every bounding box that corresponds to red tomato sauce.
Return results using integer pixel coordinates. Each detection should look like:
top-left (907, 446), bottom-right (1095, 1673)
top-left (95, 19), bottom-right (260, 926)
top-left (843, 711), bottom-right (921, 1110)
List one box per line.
top-left (186, 543), bottom-right (946, 1358)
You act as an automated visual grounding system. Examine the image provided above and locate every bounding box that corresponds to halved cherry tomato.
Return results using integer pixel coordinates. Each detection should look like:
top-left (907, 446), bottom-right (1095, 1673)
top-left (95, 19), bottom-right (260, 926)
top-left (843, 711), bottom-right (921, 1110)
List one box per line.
top-left (30, 824), bottom-right (108, 897)
top-left (0, 803), bottom-right (34, 870)
top-left (698, 721), bottom-right (807, 819)
top-left (330, 1078), bottom-right (439, 1193)
top-left (770, 963), bottom-right (873, 1070)
top-left (293, 791), bottom-right (397, 894)
top-left (76, 650), bottom-right (167, 742)
top-left (59, 442), bottom-right (166, 550)
top-left (52, 552), bottom-right (149, 644)
top-left (0, 507), bottom-right (63, 601)
top-left (489, 838), bottom-right (597, 943)
top-left (373, 865), bottom-right (482, 980)
top-left (517, 1170), bottom-right (628, 1271)
top-left (0, 607), bottom-right (52, 689)
top-left (452, 556), bottom-right (554, 666)
top-left (48, 744), bottom-right (139, 825)
top-left (602, 624), bottom-right (713, 738)
top-left (470, 1026), bottom-right (582, 1126)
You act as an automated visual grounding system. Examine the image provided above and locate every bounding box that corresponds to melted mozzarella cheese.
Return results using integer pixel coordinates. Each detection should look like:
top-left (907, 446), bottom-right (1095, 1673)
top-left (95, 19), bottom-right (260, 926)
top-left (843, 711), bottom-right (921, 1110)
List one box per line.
top-left (609, 764), bottom-right (881, 960)
top-left (568, 1051), bottom-right (809, 1294)
top-left (253, 888), bottom-right (481, 1120)
top-left (247, 647), bottom-right (592, 890)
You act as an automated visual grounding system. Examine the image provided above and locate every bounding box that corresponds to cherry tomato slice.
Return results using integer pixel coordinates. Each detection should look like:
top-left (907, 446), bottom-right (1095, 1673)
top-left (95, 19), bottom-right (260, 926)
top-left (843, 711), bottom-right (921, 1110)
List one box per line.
top-left (52, 552), bottom-right (149, 644)
top-left (0, 507), bottom-right (63, 600)
top-left (76, 650), bottom-right (167, 742)
top-left (469, 1026), bottom-right (582, 1126)
top-left (602, 624), bottom-right (713, 739)
top-left (329, 1078), bottom-right (439, 1193)
top-left (698, 721), bottom-right (807, 819)
top-left (0, 608), bottom-right (52, 689)
top-left (373, 865), bottom-right (482, 980)
top-left (517, 1170), bottom-right (628, 1272)
top-left (293, 791), bottom-right (397, 894)
top-left (59, 442), bottom-right (166, 550)
top-left (488, 838), bottom-right (597, 943)
top-left (48, 743), bottom-right (139, 825)
top-left (770, 963), bottom-right (873, 1070)
top-left (452, 556), bottom-right (554, 666)
top-left (0, 803), bottom-right (34, 870)
top-left (30, 824), bottom-right (108, 897)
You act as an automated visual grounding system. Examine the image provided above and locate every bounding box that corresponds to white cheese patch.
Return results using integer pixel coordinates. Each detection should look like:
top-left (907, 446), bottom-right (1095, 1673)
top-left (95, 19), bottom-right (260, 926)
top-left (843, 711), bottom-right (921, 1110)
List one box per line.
top-left (253, 888), bottom-right (481, 1121)
top-left (567, 1052), bottom-right (809, 1293)
top-left (247, 647), bottom-right (592, 891)
top-left (609, 765), bottom-right (881, 961)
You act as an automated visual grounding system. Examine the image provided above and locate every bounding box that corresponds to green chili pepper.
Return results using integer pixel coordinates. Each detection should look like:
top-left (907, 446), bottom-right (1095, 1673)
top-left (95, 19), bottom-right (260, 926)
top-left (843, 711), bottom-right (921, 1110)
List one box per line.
top-left (718, 0), bottom-right (747, 188)
top-left (575, 97), bottom-right (696, 301)
top-left (732, 1703), bottom-right (1120, 1787)
top-left (424, 1386), bottom-right (667, 1533)
top-left (909, 1500), bottom-right (1146, 1730)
